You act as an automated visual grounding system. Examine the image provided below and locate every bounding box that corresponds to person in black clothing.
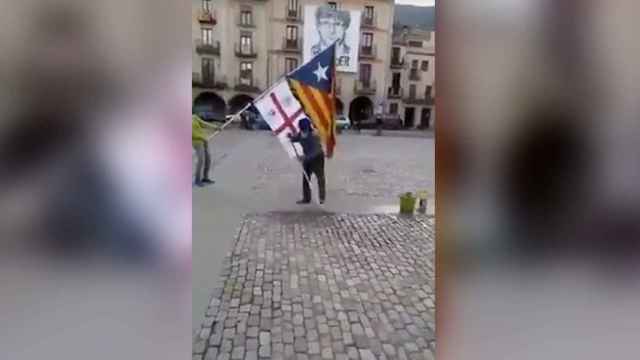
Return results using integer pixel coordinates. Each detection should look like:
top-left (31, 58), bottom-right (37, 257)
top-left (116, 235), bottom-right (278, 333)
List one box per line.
top-left (288, 118), bottom-right (326, 204)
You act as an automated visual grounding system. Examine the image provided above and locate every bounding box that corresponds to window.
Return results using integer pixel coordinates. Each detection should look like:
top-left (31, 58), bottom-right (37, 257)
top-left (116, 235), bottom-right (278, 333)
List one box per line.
top-left (288, 0), bottom-right (298, 12)
top-left (240, 35), bottom-right (253, 54)
top-left (409, 84), bottom-right (416, 98)
top-left (364, 6), bottom-right (374, 21)
top-left (201, 28), bottom-right (213, 45)
top-left (240, 62), bottom-right (253, 85)
top-left (409, 40), bottom-right (422, 47)
top-left (327, 2), bottom-right (337, 10)
top-left (425, 85), bottom-right (432, 98)
top-left (359, 63), bottom-right (372, 86)
top-left (241, 11), bottom-right (253, 26)
top-left (389, 103), bottom-right (398, 114)
top-left (202, 0), bottom-right (212, 12)
top-left (202, 58), bottom-right (214, 83)
top-left (392, 47), bottom-right (401, 63)
top-left (285, 58), bottom-right (298, 73)
top-left (392, 72), bottom-right (401, 89)
top-left (421, 60), bottom-right (429, 71)
top-left (362, 32), bottom-right (373, 54)
top-left (412, 60), bottom-right (419, 69)
top-left (286, 26), bottom-right (298, 40)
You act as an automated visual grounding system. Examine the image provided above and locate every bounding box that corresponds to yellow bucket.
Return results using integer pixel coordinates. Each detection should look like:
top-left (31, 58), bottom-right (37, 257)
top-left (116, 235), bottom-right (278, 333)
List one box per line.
top-left (399, 192), bottom-right (416, 214)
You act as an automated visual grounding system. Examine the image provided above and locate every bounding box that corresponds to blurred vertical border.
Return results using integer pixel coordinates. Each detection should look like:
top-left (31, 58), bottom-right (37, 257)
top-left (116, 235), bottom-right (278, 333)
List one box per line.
top-left (437, 1), bottom-right (640, 359)
top-left (0, 1), bottom-right (192, 358)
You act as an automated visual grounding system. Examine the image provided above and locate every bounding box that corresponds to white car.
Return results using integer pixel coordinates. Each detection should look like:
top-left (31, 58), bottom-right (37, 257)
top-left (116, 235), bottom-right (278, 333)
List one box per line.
top-left (336, 115), bottom-right (351, 130)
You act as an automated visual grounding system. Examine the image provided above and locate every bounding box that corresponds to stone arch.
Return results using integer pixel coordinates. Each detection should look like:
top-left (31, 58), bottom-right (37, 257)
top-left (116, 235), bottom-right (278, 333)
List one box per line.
top-left (193, 91), bottom-right (226, 121)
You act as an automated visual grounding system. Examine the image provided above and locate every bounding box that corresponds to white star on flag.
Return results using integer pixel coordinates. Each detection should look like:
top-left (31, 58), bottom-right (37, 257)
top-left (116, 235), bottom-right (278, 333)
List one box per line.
top-left (313, 62), bottom-right (329, 82)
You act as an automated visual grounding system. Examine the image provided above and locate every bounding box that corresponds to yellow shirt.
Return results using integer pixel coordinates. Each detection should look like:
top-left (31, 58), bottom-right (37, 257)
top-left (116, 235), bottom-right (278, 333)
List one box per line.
top-left (192, 115), bottom-right (218, 144)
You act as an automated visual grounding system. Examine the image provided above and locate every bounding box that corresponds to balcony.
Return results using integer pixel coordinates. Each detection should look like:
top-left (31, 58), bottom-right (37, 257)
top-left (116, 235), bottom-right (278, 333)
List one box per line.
top-left (409, 69), bottom-right (421, 81)
top-left (198, 9), bottom-right (217, 25)
top-left (403, 94), bottom-right (434, 105)
top-left (387, 87), bottom-right (403, 99)
top-left (361, 13), bottom-right (377, 29)
top-left (237, 19), bottom-right (256, 28)
top-left (359, 45), bottom-right (377, 59)
top-left (285, 5), bottom-right (302, 21)
top-left (282, 37), bottom-right (301, 53)
top-left (392, 36), bottom-right (408, 46)
top-left (195, 39), bottom-right (220, 56)
top-left (390, 57), bottom-right (405, 69)
top-left (192, 73), bottom-right (228, 90)
top-left (235, 43), bottom-right (257, 58)
top-left (354, 79), bottom-right (377, 95)
top-left (234, 77), bottom-right (261, 93)
top-left (425, 93), bottom-right (435, 106)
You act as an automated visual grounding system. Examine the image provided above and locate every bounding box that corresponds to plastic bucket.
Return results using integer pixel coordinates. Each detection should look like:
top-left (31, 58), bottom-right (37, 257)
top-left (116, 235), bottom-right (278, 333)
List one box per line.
top-left (399, 192), bottom-right (416, 214)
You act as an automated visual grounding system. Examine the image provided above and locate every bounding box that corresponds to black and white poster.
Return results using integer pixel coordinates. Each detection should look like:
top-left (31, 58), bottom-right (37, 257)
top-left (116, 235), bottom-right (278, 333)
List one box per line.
top-left (303, 5), bottom-right (361, 73)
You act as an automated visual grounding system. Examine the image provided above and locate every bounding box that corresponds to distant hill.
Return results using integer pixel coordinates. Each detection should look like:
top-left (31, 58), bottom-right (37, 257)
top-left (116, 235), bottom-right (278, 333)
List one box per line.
top-left (394, 5), bottom-right (435, 31)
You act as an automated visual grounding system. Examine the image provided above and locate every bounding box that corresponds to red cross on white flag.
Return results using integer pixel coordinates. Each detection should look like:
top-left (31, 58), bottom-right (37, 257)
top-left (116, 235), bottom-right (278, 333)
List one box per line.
top-left (254, 79), bottom-right (307, 158)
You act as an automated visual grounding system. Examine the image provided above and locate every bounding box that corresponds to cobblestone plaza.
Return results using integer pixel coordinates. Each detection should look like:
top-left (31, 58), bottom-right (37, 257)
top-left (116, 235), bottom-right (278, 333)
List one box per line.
top-left (194, 212), bottom-right (434, 360)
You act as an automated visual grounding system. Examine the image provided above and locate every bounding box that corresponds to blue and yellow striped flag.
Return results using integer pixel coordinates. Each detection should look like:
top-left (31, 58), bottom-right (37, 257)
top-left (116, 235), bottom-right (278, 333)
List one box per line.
top-left (287, 44), bottom-right (336, 157)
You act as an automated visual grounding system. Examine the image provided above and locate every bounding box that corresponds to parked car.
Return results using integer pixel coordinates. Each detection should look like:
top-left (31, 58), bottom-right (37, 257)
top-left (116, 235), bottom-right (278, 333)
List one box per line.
top-left (241, 109), bottom-right (270, 130)
top-left (336, 115), bottom-right (351, 130)
top-left (194, 109), bottom-right (225, 123)
top-left (358, 113), bottom-right (403, 130)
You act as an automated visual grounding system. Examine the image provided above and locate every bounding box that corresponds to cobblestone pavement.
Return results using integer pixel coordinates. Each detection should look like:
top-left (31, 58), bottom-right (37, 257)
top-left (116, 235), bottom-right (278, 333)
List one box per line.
top-left (193, 131), bottom-right (434, 336)
top-left (194, 212), bottom-right (435, 360)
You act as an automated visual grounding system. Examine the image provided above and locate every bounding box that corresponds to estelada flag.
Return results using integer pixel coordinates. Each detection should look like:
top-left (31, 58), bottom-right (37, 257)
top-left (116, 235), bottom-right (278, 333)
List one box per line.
top-left (287, 44), bottom-right (337, 158)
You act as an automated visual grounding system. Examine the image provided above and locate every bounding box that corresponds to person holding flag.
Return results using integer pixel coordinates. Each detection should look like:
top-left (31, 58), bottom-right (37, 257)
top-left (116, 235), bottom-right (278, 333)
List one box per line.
top-left (192, 113), bottom-right (219, 186)
top-left (252, 43), bottom-right (337, 204)
top-left (288, 118), bottom-right (326, 204)
top-left (287, 43), bottom-right (337, 158)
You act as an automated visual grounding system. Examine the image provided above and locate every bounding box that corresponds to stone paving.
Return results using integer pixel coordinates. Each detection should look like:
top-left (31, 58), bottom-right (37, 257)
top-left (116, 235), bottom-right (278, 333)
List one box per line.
top-left (194, 212), bottom-right (435, 360)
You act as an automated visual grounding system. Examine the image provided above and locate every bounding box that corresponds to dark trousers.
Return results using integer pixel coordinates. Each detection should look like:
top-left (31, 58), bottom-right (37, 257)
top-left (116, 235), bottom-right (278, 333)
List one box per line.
top-left (193, 141), bottom-right (211, 183)
top-left (302, 155), bottom-right (325, 202)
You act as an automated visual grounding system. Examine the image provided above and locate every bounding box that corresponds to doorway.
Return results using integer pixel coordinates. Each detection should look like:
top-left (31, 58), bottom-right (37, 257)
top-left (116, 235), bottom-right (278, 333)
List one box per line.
top-left (404, 107), bottom-right (415, 128)
top-left (421, 108), bottom-right (431, 128)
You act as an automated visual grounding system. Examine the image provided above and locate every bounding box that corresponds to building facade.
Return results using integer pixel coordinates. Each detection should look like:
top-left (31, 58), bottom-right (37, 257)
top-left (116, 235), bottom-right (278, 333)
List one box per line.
top-left (192, 0), bottom-right (434, 128)
top-left (387, 26), bottom-right (435, 128)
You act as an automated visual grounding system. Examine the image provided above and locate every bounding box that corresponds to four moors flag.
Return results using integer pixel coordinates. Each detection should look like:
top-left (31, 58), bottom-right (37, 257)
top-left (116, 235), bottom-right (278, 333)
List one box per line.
top-left (253, 80), bottom-right (307, 158)
top-left (254, 43), bottom-right (337, 158)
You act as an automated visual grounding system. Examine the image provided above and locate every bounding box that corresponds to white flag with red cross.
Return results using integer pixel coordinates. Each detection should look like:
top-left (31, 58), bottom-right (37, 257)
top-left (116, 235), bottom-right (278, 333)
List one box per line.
top-left (254, 79), bottom-right (307, 158)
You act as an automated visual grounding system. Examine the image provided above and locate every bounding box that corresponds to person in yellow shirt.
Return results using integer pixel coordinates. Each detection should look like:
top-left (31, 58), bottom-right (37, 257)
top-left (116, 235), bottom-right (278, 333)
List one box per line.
top-left (192, 114), bottom-right (220, 186)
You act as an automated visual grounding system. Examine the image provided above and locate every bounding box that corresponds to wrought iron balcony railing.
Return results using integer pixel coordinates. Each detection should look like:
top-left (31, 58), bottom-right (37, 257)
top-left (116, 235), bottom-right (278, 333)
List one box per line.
top-left (195, 39), bottom-right (220, 56)
top-left (361, 13), bottom-right (377, 28)
top-left (235, 43), bottom-right (257, 58)
top-left (198, 9), bottom-right (217, 25)
top-left (387, 87), bottom-right (403, 99)
top-left (234, 77), bottom-right (261, 93)
top-left (354, 79), bottom-right (377, 95)
top-left (192, 73), bottom-right (227, 90)
top-left (282, 37), bottom-right (301, 52)
top-left (359, 45), bottom-right (377, 59)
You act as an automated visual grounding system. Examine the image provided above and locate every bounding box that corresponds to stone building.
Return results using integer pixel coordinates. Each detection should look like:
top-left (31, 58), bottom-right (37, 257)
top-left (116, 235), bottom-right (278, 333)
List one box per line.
top-left (192, 0), bottom-right (434, 128)
top-left (387, 25), bottom-right (435, 128)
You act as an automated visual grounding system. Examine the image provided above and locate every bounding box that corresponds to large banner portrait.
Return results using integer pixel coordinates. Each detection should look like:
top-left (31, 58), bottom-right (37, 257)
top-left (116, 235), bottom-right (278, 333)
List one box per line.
top-left (303, 5), bottom-right (361, 73)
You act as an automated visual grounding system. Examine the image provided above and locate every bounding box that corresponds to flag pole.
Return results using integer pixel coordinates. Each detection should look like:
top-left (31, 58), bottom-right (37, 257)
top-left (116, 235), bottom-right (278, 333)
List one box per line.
top-left (206, 101), bottom-right (255, 141)
top-left (290, 141), bottom-right (319, 206)
top-left (209, 72), bottom-right (297, 141)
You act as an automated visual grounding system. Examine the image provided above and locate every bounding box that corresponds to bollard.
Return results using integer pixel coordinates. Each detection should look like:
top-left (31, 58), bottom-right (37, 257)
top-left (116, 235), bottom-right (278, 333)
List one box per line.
top-left (417, 191), bottom-right (428, 214)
